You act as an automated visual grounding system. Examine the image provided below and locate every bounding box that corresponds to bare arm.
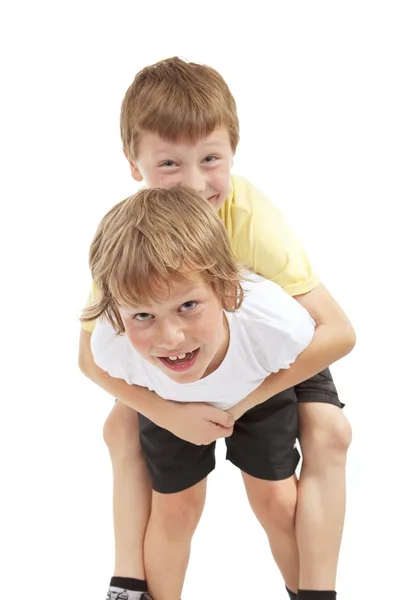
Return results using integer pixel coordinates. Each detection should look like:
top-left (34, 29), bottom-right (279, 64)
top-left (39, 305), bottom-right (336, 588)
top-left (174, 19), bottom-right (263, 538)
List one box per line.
top-left (228, 284), bottom-right (356, 419)
top-left (78, 329), bottom-right (234, 443)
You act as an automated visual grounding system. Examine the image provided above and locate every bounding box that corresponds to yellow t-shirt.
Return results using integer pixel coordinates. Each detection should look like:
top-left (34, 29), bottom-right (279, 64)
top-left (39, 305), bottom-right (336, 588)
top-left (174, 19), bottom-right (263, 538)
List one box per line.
top-left (81, 175), bottom-right (319, 333)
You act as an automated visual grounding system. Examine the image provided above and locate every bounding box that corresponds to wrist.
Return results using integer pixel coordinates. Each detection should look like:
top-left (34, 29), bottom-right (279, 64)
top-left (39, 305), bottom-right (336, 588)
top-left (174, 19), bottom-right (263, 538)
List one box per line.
top-left (241, 395), bottom-right (256, 414)
top-left (145, 396), bottom-right (176, 428)
top-left (131, 388), bottom-right (169, 425)
top-left (228, 398), bottom-right (249, 420)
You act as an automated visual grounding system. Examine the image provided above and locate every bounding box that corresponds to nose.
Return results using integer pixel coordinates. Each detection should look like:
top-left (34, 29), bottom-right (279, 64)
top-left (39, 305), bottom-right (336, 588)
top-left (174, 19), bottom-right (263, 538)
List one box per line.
top-left (183, 166), bottom-right (206, 195)
top-left (157, 319), bottom-right (186, 350)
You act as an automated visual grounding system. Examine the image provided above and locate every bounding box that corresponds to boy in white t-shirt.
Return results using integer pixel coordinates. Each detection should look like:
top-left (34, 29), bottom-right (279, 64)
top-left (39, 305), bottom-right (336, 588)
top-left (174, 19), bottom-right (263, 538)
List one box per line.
top-left (82, 186), bottom-right (315, 600)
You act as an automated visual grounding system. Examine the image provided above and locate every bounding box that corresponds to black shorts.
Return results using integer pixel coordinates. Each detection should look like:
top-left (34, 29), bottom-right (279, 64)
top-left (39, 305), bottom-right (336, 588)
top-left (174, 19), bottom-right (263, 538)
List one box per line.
top-left (139, 389), bottom-right (300, 494)
top-left (295, 367), bottom-right (344, 408)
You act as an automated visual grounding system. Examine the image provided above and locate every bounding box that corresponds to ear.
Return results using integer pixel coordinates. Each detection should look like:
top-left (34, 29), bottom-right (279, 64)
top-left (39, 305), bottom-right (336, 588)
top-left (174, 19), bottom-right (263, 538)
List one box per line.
top-left (123, 148), bottom-right (143, 182)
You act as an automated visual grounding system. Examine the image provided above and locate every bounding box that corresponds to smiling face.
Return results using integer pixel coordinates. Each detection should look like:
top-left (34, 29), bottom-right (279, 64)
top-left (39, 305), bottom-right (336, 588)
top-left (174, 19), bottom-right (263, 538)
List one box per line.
top-left (120, 57), bottom-right (239, 210)
top-left (86, 187), bottom-right (243, 369)
top-left (127, 127), bottom-right (234, 212)
top-left (118, 273), bottom-right (230, 384)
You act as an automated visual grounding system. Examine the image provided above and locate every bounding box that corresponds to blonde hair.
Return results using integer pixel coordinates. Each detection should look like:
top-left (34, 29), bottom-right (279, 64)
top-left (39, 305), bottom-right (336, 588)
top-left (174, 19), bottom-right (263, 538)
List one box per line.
top-left (120, 56), bottom-right (239, 161)
top-left (81, 187), bottom-right (244, 333)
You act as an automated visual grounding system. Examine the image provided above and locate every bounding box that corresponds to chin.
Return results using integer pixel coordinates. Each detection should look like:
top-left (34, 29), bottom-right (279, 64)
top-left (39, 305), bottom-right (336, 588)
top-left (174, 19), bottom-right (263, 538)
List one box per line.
top-left (175, 375), bottom-right (199, 384)
top-left (166, 366), bottom-right (205, 384)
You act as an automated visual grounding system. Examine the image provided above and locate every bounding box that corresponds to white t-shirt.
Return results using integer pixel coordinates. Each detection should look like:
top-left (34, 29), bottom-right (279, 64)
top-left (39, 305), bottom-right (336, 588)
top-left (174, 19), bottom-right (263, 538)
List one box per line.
top-left (91, 276), bottom-right (315, 410)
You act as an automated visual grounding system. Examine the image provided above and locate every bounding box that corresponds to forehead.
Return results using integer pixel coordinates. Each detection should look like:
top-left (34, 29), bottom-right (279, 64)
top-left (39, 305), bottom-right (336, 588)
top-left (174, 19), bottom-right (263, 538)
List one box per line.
top-left (138, 127), bottom-right (232, 155)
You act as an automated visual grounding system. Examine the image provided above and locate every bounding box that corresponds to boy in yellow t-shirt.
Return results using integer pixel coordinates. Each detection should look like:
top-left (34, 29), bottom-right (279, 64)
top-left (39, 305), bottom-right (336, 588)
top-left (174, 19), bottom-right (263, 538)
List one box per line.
top-left (79, 57), bottom-right (355, 600)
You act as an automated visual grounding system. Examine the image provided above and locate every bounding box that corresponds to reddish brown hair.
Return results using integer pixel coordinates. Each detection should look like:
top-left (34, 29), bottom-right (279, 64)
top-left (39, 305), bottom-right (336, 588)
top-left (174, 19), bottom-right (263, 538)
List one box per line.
top-left (120, 57), bottom-right (239, 161)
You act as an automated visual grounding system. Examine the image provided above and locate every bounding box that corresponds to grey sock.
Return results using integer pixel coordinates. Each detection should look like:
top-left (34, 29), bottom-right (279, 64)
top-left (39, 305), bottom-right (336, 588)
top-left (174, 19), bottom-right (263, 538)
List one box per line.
top-left (106, 588), bottom-right (151, 599)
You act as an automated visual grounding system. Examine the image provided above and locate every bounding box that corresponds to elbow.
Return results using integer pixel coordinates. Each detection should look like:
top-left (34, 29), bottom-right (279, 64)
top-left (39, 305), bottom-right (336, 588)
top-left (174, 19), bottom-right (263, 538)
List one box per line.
top-left (346, 324), bottom-right (357, 351)
top-left (78, 351), bottom-right (102, 385)
top-left (337, 321), bottom-right (356, 357)
top-left (78, 339), bottom-right (96, 380)
top-left (346, 329), bottom-right (356, 356)
top-left (78, 350), bottom-right (91, 379)
top-left (316, 318), bottom-right (356, 362)
top-left (78, 329), bottom-right (95, 380)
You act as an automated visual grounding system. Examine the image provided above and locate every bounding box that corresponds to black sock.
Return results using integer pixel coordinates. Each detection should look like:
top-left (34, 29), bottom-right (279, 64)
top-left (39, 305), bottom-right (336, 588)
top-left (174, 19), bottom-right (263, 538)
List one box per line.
top-left (286, 586), bottom-right (298, 599)
top-left (110, 577), bottom-right (148, 592)
top-left (298, 591), bottom-right (337, 600)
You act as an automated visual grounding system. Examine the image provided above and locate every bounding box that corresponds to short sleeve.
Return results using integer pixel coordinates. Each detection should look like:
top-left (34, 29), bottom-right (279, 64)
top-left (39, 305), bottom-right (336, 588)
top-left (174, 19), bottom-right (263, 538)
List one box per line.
top-left (223, 177), bottom-right (320, 296)
top-left (90, 319), bottom-right (133, 384)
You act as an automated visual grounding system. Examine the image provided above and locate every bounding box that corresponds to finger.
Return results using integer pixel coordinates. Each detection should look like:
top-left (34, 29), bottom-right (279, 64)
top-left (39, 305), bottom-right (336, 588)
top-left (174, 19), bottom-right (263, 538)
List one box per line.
top-left (211, 425), bottom-right (234, 439)
top-left (211, 423), bottom-right (234, 431)
top-left (208, 409), bottom-right (235, 428)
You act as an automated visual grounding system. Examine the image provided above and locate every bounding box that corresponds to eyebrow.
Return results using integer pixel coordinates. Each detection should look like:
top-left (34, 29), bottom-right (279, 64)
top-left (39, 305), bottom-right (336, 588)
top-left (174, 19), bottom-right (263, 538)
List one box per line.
top-left (155, 138), bottom-right (229, 153)
top-left (121, 283), bottom-right (201, 312)
top-left (200, 140), bottom-right (229, 148)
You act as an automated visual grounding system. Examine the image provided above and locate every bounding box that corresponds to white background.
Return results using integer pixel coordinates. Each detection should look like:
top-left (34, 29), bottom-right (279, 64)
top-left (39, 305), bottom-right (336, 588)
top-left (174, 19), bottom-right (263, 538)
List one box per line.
top-left (1, 1), bottom-right (406, 598)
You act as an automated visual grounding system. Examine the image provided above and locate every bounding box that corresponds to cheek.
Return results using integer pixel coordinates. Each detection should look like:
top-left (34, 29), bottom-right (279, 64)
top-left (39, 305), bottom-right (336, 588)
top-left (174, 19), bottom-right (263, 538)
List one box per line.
top-left (142, 172), bottom-right (160, 188)
top-left (139, 165), bottom-right (167, 189)
top-left (125, 327), bottom-right (152, 356)
top-left (211, 168), bottom-right (231, 197)
top-left (197, 310), bottom-right (224, 346)
top-left (187, 320), bottom-right (211, 346)
top-left (143, 167), bottom-right (179, 190)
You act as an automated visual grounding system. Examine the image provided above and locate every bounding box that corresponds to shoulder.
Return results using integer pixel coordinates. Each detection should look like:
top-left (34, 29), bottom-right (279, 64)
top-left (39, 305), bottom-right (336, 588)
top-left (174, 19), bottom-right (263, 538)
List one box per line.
top-left (226, 175), bottom-right (281, 215)
top-left (234, 277), bottom-right (315, 371)
top-left (224, 176), bottom-right (319, 295)
top-left (238, 275), bottom-right (315, 334)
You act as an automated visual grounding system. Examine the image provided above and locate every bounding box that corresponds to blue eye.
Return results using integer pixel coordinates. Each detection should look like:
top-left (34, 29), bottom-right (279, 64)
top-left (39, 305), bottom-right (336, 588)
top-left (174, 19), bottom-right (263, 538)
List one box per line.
top-left (180, 301), bottom-right (197, 312)
top-left (133, 313), bottom-right (153, 321)
top-left (159, 160), bottom-right (176, 167)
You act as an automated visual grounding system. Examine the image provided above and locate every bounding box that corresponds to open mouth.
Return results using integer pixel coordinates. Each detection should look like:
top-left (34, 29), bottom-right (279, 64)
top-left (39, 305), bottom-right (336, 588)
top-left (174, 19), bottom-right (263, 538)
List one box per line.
top-left (158, 348), bottom-right (200, 372)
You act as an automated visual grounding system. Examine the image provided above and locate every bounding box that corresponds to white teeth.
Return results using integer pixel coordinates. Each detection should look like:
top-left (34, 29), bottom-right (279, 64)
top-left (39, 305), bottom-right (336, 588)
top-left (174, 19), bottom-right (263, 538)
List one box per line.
top-left (167, 353), bottom-right (187, 360)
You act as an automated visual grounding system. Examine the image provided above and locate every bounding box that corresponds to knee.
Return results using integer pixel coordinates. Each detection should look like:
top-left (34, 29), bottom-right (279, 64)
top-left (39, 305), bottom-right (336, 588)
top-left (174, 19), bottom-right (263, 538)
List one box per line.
top-left (302, 409), bottom-right (352, 459)
top-left (322, 412), bottom-right (352, 455)
top-left (333, 414), bottom-right (353, 453)
top-left (249, 480), bottom-right (297, 532)
top-left (103, 404), bottom-right (141, 459)
top-left (153, 486), bottom-right (206, 539)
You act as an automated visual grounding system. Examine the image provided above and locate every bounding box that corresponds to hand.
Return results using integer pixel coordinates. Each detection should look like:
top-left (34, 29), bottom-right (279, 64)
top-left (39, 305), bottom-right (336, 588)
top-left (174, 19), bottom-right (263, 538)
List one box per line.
top-left (158, 402), bottom-right (235, 445)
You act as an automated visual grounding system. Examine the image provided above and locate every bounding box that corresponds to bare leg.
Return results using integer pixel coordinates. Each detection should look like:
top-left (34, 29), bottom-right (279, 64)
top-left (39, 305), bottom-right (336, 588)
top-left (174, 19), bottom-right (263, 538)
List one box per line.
top-left (144, 480), bottom-right (207, 600)
top-left (103, 401), bottom-right (152, 579)
top-left (297, 403), bottom-right (352, 590)
top-left (242, 472), bottom-right (299, 593)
